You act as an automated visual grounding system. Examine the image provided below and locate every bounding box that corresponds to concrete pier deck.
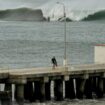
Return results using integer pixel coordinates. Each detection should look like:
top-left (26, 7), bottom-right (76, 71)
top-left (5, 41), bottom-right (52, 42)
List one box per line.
top-left (0, 63), bottom-right (105, 104)
top-left (0, 63), bottom-right (105, 83)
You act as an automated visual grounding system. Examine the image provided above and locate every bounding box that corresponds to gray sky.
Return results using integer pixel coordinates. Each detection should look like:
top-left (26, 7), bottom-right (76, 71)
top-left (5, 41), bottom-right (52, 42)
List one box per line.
top-left (0, 0), bottom-right (48, 9)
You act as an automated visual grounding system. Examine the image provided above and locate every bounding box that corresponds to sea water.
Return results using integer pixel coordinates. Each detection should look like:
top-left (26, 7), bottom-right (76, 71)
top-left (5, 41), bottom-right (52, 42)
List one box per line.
top-left (0, 21), bottom-right (105, 69)
top-left (0, 20), bottom-right (105, 105)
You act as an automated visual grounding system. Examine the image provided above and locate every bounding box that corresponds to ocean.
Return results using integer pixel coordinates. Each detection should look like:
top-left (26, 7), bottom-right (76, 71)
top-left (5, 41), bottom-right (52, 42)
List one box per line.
top-left (0, 20), bottom-right (105, 69)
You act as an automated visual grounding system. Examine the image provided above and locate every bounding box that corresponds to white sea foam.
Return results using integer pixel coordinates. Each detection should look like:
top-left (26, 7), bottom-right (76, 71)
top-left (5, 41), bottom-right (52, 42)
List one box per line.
top-left (39, 0), bottom-right (105, 21)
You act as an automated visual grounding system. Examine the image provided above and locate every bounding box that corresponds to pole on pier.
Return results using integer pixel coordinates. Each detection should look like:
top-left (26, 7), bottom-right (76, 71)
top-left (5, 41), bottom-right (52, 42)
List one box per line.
top-left (57, 2), bottom-right (67, 67)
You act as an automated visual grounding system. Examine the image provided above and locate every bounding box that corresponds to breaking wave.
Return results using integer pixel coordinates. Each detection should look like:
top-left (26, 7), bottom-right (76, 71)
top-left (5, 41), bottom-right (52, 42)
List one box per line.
top-left (39, 0), bottom-right (105, 21)
top-left (0, 8), bottom-right (45, 21)
top-left (42, 9), bottom-right (105, 21)
top-left (0, 7), bottom-right (105, 22)
top-left (0, 0), bottom-right (105, 21)
top-left (82, 10), bottom-right (105, 21)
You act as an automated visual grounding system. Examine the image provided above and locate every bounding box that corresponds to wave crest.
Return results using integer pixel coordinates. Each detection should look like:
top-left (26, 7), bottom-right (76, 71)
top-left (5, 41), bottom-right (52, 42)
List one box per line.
top-left (44, 9), bottom-right (105, 21)
top-left (82, 10), bottom-right (105, 21)
top-left (0, 7), bottom-right (105, 21)
top-left (0, 8), bottom-right (45, 21)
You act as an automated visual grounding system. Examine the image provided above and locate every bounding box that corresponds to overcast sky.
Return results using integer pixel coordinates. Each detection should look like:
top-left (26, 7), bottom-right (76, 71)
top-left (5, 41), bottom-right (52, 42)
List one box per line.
top-left (0, 0), bottom-right (48, 9)
top-left (0, 0), bottom-right (105, 10)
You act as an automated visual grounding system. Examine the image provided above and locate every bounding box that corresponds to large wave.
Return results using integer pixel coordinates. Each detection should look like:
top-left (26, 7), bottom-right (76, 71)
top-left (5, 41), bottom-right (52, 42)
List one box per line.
top-left (0, 7), bottom-right (105, 22)
top-left (82, 10), bottom-right (105, 21)
top-left (57, 9), bottom-right (105, 21)
top-left (0, 0), bottom-right (105, 22)
top-left (0, 8), bottom-right (45, 21)
top-left (42, 8), bottom-right (105, 21)
top-left (39, 0), bottom-right (105, 21)
top-left (45, 8), bottom-right (105, 21)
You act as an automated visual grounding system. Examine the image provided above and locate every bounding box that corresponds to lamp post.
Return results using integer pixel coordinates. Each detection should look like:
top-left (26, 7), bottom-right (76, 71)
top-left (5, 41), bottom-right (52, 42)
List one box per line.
top-left (57, 2), bottom-right (67, 67)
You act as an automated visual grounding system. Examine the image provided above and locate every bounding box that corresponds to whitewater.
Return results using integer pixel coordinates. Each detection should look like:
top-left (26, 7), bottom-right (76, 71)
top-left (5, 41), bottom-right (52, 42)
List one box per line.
top-left (39, 0), bottom-right (105, 21)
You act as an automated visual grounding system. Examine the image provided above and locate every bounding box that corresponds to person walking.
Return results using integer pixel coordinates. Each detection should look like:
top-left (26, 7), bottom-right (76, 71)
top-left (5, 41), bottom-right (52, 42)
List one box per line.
top-left (51, 56), bottom-right (57, 69)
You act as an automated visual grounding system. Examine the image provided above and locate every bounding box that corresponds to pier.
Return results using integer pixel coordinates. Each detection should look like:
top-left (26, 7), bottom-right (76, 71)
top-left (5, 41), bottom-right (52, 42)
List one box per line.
top-left (0, 64), bottom-right (105, 104)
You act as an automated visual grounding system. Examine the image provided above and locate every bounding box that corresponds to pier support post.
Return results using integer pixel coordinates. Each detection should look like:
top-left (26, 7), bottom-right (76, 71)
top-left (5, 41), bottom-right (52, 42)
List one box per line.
top-left (34, 81), bottom-right (46, 102)
top-left (103, 77), bottom-right (105, 94)
top-left (75, 78), bottom-right (86, 99)
top-left (5, 83), bottom-right (12, 92)
top-left (33, 81), bottom-right (41, 101)
top-left (96, 77), bottom-right (104, 98)
top-left (84, 77), bottom-right (93, 99)
top-left (24, 82), bottom-right (34, 102)
top-left (104, 79), bottom-right (105, 93)
top-left (76, 74), bottom-right (88, 99)
top-left (45, 81), bottom-right (51, 101)
top-left (0, 83), bottom-right (12, 105)
top-left (92, 77), bottom-right (97, 94)
top-left (40, 81), bottom-right (46, 102)
top-left (100, 73), bottom-right (105, 94)
top-left (15, 84), bottom-right (24, 105)
top-left (34, 78), bottom-right (51, 102)
top-left (65, 78), bottom-right (75, 99)
top-left (54, 79), bottom-right (63, 101)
